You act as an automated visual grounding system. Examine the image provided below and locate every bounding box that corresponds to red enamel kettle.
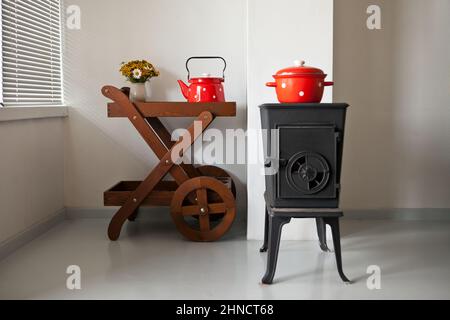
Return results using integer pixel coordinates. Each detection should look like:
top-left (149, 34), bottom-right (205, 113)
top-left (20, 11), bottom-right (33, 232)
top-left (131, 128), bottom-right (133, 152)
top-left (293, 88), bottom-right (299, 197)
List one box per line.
top-left (178, 56), bottom-right (226, 103)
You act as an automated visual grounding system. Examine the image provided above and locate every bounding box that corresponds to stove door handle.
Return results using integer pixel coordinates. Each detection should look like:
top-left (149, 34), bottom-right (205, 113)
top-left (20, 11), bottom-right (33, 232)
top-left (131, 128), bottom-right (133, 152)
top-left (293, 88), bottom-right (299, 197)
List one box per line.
top-left (264, 158), bottom-right (288, 168)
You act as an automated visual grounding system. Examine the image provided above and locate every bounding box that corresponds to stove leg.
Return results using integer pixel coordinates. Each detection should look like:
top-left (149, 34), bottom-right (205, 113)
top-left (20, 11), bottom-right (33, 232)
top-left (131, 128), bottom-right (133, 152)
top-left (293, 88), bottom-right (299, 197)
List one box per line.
top-left (324, 217), bottom-right (352, 284)
top-left (262, 215), bottom-right (291, 284)
top-left (316, 218), bottom-right (330, 252)
top-left (260, 207), bottom-right (269, 252)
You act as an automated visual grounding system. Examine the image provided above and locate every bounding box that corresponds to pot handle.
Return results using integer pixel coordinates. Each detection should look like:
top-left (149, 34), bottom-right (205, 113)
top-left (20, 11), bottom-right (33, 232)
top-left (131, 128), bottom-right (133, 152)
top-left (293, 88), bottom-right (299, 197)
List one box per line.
top-left (266, 82), bottom-right (277, 87)
top-left (186, 56), bottom-right (227, 81)
top-left (324, 81), bottom-right (334, 86)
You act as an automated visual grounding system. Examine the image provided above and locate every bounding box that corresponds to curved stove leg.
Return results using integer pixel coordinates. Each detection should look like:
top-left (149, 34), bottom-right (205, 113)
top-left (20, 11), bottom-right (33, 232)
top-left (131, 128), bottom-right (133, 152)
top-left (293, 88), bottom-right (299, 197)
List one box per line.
top-left (324, 217), bottom-right (352, 284)
top-left (316, 218), bottom-right (330, 252)
top-left (262, 215), bottom-right (291, 284)
top-left (260, 207), bottom-right (269, 252)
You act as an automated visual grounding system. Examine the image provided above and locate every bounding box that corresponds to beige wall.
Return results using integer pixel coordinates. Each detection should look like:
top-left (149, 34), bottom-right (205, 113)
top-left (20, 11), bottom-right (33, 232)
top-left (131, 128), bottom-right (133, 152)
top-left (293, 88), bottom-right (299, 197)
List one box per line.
top-left (0, 118), bottom-right (65, 243)
top-left (335, 0), bottom-right (450, 209)
top-left (63, 0), bottom-right (248, 213)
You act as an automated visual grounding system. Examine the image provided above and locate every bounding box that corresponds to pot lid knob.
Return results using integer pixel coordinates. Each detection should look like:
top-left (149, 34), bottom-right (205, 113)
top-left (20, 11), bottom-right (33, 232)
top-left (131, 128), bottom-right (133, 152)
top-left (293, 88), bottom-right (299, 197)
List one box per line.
top-left (294, 60), bottom-right (306, 67)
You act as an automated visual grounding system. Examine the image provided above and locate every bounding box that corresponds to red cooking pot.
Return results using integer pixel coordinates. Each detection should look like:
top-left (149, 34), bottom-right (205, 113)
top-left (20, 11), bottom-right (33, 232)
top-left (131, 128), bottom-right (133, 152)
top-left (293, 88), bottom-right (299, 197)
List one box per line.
top-left (178, 56), bottom-right (226, 103)
top-left (266, 60), bottom-right (333, 103)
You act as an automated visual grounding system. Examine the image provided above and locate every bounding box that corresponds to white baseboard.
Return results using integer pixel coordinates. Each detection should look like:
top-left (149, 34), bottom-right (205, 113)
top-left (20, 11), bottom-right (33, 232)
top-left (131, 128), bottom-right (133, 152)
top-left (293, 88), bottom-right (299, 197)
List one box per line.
top-left (249, 208), bottom-right (450, 240)
top-left (65, 207), bottom-right (170, 220)
top-left (66, 207), bottom-right (450, 221)
top-left (0, 208), bottom-right (66, 261)
top-left (343, 208), bottom-right (450, 221)
top-left (66, 206), bottom-right (248, 224)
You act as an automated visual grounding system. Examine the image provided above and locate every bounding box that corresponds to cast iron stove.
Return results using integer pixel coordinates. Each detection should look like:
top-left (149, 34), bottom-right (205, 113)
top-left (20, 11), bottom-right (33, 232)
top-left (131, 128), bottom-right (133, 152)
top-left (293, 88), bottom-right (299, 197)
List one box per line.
top-left (259, 103), bottom-right (351, 284)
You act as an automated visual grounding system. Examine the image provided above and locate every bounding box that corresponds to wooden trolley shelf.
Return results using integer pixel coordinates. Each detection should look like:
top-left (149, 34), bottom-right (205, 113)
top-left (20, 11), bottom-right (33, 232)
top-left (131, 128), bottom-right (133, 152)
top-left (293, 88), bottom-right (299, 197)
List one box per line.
top-left (101, 85), bottom-right (237, 242)
top-left (108, 101), bottom-right (236, 118)
top-left (105, 177), bottom-right (233, 207)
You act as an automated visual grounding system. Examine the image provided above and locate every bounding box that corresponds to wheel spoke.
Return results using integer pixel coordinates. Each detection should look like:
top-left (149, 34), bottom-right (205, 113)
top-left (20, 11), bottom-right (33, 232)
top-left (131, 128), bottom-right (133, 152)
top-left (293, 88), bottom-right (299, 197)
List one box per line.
top-left (196, 188), bottom-right (210, 231)
top-left (181, 205), bottom-right (202, 216)
top-left (196, 188), bottom-right (208, 207)
top-left (199, 214), bottom-right (210, 232)
top-left (208, 203), bottom-right (227, 215)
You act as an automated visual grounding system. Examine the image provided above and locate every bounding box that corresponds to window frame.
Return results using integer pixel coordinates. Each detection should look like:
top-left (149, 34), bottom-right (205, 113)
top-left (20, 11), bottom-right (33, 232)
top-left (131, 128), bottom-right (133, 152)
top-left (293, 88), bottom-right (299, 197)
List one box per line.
top-left (0, 0), bottom-right (64, 108)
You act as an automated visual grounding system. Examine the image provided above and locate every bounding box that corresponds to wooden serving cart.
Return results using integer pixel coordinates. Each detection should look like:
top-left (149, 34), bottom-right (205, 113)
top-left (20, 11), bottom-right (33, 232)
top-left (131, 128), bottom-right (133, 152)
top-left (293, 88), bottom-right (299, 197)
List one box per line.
top-left (101, 85), bottom-right (237, 242)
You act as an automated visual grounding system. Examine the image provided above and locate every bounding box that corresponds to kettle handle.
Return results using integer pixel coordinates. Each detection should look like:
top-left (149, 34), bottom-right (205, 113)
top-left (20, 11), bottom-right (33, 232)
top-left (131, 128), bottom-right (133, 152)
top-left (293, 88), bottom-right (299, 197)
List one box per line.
top-left (186, 56), bottom-right (227, 81)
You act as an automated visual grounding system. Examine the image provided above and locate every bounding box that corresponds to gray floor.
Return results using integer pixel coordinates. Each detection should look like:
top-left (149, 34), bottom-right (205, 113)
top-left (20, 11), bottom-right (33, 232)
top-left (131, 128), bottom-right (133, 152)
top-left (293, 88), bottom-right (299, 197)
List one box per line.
top-left (0, 217), bottom-right (449, 300)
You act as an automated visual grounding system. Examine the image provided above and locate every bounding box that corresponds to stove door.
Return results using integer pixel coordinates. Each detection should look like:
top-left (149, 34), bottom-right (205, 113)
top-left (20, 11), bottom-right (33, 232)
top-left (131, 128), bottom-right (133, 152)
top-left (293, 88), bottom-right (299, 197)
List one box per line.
top-left (277, 125), bottom-right (337, 199)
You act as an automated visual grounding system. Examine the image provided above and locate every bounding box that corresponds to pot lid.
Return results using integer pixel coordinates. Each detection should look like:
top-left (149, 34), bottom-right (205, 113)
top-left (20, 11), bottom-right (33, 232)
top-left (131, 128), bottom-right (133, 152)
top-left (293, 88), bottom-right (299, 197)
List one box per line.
top-left (275, 60), bottom-right (325, 77)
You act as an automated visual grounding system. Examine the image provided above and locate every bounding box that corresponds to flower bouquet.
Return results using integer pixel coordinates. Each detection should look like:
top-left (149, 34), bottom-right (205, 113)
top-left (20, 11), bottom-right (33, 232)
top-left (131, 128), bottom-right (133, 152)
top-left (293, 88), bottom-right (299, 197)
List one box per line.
top-left (120, 59), bottom-right (160, 101)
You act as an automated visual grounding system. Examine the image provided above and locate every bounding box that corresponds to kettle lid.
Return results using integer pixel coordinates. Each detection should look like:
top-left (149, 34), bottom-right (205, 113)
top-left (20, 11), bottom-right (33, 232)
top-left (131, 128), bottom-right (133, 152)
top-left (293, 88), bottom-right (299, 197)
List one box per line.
top-left (275, 60), bottom-right (325, 77)
top-left (189, 74), bottom-right (224, 83)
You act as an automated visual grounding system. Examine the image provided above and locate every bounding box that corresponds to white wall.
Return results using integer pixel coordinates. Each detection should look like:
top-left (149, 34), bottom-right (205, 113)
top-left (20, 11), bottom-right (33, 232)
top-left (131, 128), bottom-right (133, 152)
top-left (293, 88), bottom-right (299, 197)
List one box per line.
top-left (247, 0), bottom-right (334, 240)
top-left (63, 0), bottom-right (248, 214)
top-left (0, 118), bottom-right (65, 244)
top-left (335, 0), bottom-right (450, 209)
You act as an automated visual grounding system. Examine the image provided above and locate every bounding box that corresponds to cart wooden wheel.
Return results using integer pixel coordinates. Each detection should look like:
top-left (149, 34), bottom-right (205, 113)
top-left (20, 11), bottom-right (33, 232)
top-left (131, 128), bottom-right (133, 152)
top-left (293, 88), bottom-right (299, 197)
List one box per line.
top-left (170, 177), bottom-right (236, 242)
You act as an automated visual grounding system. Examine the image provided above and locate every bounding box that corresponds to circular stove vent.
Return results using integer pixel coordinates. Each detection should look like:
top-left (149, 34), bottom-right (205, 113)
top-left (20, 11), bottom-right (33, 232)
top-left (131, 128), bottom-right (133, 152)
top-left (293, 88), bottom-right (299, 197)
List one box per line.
top-left (286, 152), bottom-right (330, 195)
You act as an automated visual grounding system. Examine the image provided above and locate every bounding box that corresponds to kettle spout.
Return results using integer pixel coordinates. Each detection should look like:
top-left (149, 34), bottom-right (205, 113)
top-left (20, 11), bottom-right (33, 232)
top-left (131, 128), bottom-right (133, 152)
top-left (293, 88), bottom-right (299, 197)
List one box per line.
top-left (177, 80), bottom-right (189, 99)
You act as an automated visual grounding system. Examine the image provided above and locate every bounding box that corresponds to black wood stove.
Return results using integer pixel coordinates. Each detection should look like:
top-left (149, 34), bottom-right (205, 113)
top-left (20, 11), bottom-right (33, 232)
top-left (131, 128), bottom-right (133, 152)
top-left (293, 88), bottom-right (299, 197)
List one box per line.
top-left (259, 103), bottom-right (351, 284)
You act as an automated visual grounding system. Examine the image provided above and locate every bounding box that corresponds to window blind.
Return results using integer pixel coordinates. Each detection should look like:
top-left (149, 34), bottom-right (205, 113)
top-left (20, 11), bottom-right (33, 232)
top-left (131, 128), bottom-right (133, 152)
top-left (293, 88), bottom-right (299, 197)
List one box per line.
top-left (1, 0), bottom-right (62, 106)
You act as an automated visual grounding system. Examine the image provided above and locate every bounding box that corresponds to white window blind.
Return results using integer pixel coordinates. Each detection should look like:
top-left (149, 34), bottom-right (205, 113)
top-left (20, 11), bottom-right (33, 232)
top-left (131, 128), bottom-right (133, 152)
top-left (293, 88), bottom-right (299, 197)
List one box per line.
top-left (1, 0), bottom-right (62, 106)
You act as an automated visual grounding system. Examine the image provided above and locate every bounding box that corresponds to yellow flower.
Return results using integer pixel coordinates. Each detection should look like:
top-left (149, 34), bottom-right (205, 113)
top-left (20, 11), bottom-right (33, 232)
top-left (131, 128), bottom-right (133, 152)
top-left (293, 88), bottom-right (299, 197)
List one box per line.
top-left (120, 59), bottom-right (160, 83)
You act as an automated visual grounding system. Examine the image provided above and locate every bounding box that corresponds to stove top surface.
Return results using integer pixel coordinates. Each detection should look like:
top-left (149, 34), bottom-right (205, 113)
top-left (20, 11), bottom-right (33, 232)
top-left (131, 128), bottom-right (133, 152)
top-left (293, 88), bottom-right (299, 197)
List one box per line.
top-left (260, 103), bottom-right (349, 110)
